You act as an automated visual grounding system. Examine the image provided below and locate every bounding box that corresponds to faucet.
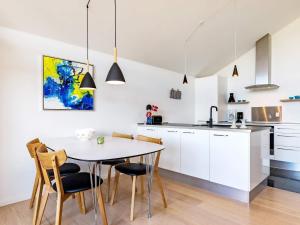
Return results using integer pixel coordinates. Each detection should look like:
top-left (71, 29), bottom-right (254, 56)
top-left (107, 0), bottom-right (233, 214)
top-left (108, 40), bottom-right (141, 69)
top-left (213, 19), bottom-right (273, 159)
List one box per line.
top-left (208, 106), bottom-right (218, 128)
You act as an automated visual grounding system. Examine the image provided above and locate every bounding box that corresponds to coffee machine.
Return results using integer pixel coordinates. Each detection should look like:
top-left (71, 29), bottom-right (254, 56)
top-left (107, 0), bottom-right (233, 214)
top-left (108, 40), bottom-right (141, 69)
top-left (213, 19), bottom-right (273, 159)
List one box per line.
top-left (236, 112), bottom-right (244, 123)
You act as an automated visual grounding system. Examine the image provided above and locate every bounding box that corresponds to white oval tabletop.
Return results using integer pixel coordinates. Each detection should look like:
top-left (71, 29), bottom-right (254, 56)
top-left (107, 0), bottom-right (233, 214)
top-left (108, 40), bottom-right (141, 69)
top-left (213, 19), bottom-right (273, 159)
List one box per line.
top-left (42, 136), bottom-right (165, 162)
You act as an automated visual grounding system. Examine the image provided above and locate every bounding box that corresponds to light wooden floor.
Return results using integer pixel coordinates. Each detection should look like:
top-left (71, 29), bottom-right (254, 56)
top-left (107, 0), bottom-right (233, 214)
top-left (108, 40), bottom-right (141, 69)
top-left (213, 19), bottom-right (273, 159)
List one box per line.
top-left (1, 176), bottom-right (300, 225)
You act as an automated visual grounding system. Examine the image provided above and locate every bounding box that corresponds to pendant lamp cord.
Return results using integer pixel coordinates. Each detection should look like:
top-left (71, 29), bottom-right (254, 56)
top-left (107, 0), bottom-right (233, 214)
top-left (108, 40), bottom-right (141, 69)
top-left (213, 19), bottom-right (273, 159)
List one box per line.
top-left (114, 0), bottom-right (117, 48)
top-left (234, 0), bottom-right (237, 60)
top-left (86, 0), bottom-right (91, 62)
top-left (184, 44), bottom-right (187, 75)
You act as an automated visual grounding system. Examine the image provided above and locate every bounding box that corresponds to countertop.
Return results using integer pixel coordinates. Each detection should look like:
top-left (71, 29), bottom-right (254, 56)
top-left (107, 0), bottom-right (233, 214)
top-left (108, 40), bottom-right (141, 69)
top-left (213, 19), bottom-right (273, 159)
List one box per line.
top-left (137, 123), bottom-right (270, 133)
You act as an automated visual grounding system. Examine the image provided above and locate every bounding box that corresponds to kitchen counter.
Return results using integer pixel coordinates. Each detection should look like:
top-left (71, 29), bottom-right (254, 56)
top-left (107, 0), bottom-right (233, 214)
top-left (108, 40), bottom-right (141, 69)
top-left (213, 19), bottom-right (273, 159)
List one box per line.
top-left (137, 123), bottom-right (270, 203)
top-left (137, 123), bottom-right (270, 133)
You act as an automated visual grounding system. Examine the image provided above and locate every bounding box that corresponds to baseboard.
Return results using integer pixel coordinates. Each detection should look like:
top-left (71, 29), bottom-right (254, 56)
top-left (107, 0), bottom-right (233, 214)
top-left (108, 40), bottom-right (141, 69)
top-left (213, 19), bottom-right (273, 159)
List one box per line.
top-left (0, 193), bottom-right (31, 207)
top-left (159, 168), bottom-right (267, 203)
top-left (271, 160), bottom-right (300, 171)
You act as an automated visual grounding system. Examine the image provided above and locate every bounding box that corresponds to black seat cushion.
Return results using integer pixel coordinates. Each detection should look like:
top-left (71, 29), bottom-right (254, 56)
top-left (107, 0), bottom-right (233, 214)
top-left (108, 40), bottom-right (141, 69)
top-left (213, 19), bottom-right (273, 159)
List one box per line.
top-left (115, 163), bottom-right (148, 176)
top-left (102, 159), bottom-right (126, 166)
top-left (47, 163), bottom-right (80, 177)
top-left (52, 172), bottom-right (103, 193)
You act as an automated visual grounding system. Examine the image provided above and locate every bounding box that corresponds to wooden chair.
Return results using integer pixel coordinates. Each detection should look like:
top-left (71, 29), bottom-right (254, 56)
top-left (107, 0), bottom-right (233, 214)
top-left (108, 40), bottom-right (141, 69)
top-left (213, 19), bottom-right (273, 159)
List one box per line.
top-left (35, 144), bottom-right (108, 225)
top-left (110, 135), bottom-right (167, 221)
top-left (102, 132), bottom-right (133, 202)
top-left (26, 138), bottom-right (80, 209)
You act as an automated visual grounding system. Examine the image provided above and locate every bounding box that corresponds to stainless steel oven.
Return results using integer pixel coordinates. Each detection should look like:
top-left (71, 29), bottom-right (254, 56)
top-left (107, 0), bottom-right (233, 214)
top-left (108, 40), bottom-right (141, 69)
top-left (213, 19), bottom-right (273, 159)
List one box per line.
top-left (269, 127), bottom-right (274, 156)
top-left (250, 106), bottom-right (281, 156)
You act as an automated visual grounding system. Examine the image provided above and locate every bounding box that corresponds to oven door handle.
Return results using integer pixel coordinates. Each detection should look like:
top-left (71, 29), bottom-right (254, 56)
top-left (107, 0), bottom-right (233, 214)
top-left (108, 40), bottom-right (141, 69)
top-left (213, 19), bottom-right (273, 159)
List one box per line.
top-left (277, 134), bottom-right (300, 138)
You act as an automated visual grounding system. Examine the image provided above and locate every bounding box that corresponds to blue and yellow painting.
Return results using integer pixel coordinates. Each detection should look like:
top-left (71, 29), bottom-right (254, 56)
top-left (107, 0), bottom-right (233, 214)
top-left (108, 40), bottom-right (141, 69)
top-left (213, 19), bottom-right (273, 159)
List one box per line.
top-left (43, 56), bottom-right (94, 110)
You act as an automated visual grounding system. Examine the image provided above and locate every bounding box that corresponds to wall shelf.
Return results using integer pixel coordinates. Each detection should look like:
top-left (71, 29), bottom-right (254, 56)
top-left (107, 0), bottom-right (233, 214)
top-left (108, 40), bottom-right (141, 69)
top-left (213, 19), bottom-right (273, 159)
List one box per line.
top-left (227, 101), bottom-right (250, 105)
top-left (280, 99), bottom-right (300, 102)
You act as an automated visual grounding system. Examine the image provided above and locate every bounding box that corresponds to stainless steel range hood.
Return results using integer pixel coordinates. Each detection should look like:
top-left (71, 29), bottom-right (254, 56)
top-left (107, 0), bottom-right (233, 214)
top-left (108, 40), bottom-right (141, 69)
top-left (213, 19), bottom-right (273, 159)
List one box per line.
top-left (245, 34), bottom-right (279, 90)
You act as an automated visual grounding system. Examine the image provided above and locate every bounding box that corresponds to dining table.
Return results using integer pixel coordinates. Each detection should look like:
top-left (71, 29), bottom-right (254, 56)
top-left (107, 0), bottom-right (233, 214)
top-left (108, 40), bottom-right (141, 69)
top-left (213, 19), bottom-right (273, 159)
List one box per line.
top-left (43, 136), bottom-right (165, 225)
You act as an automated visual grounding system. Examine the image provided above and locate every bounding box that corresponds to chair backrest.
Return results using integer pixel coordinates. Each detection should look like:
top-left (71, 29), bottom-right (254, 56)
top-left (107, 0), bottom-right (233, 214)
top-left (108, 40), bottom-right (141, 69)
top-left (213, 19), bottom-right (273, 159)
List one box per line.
top-left (136, 135), bottom-right (163, 169)
top-left (112, 132), bottom-right (134, 140)
top-left (37, 144), bottom-right (67, 195)
top-left (136, 135), bottom-right (162, 145)
top-left (26, 138), bottom-right (41, 158)
top-left (26, 138), bottom-right (46, 180)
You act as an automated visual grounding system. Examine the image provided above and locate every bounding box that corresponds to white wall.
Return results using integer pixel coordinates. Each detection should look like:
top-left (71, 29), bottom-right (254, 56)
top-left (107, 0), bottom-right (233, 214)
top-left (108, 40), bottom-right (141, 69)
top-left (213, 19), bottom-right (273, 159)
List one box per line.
top-left (212, 17), bottom-right (300, 122)
top-left (0, 26), bottom-right (195, 206)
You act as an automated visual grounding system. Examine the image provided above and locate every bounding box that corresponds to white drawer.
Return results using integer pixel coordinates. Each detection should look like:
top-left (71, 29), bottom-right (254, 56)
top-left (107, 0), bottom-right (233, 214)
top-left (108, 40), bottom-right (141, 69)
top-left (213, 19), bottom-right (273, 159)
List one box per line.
top-left (275, 147), bottom-right (300, 163)
top-left (275, 133), bottom-right (300, 148)
top-left (275, 126), bottom-right (300, 134)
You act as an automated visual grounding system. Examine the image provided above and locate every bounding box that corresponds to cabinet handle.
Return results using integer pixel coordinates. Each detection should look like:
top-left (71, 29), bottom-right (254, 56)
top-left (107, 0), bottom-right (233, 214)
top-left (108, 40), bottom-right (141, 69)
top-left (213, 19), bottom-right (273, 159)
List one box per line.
top-left (167, 130), bottom-right (178, 133)
top-left (213, 134), bottom-right (229, 137)
top-left (277, 128), bottom-right (298, 130)
top-left (146, 129), bottom-right (155, 131)
top-left (277, 134), bottom-right (299, 138)
top-left (183, 131), bottom-right (195, 134)
top-left (277, 147), bottom-right (300, 152)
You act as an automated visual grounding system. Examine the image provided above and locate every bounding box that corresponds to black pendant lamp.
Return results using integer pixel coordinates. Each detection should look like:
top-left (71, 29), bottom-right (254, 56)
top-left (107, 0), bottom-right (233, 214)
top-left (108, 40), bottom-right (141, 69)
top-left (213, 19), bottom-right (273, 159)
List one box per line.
top-left (183, 48), bottom-right (188, 84)
top-left (105, 0), bottom-right (125, 84)
top-left (232, 65), bottom-right (239, 77)
top-left (183, 74), bottom-right (188, 84)
top-left (80, 0), bottom-right (96, 90)
top-left (232, 0), bottom-right (239, 78)
top-left (183, 38), bottom-right (188, 84)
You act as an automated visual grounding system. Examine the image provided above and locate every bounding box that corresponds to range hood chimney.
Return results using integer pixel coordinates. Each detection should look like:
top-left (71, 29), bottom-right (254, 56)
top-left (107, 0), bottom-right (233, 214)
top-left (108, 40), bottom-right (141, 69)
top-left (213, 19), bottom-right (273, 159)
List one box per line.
top-left (245, 34), bottom-right (279, 90)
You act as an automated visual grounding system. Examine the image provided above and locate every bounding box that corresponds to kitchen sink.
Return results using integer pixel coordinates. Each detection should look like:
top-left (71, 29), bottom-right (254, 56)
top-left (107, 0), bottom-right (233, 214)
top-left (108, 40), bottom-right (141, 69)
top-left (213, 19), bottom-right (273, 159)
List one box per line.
top-left (198, 124), bottom-right (231, 128)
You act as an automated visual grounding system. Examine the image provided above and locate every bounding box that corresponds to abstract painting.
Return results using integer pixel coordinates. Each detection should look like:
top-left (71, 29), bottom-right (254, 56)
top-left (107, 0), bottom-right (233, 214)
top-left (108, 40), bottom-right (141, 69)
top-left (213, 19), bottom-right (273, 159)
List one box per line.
top-left (43, 56), bottom-right (94, 110)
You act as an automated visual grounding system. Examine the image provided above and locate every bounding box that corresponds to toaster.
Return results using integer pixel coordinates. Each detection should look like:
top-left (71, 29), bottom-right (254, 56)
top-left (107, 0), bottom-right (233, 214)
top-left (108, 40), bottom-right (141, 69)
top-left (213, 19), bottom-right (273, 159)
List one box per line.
top-left (152, 115), bottom-right (163, 125)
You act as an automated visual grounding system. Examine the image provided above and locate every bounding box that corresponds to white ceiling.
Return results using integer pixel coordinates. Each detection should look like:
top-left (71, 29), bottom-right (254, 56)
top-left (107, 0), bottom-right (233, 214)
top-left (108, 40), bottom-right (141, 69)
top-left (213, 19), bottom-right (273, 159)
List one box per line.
top-left (1, 0), bottom-right (300, 76)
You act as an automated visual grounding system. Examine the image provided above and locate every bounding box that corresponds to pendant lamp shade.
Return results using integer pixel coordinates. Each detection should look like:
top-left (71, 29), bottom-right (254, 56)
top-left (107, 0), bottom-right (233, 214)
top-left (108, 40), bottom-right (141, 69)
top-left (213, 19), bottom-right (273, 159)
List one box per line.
top-left (80, 71), bottom-right (96, 89)
top-left (232, 65), bottom-right (239, 77)
top-left (106, 62), bottom-right (125, 84)
top-left (80, 0), bottom-right (96, 90)
top-left (105, 0), bottom-right (125, 85)
top-left (183, 74), bottom-right (188, 84)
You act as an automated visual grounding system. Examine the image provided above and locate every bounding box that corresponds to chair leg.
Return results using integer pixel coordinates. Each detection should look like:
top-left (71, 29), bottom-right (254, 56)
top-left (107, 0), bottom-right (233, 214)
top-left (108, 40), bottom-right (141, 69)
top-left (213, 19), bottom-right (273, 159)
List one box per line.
top-left (106, 165), bottom-right (112, 203)
top-left (36, 191), bottom-right (49, 225)
top-left (32, 178), bottom-right (43, 225)
top-left (110, 171), bottom-right (120, 205)
top-left (140, 175), bottom-right (144, 196)
top-left (130, 176), bottom-right (137, 221)
top-left (97, 187), bottom-right (108, 225)
top-left (29, 175), bottom-right (39, 209)
top-left (80, 192), bottom-right (86, 214)
top-left (76, 192), bottom-right (86, 214)
top-left (155, 171), bottom-right (167, 208)
top-left (55, 195), bottom-right (63, 225)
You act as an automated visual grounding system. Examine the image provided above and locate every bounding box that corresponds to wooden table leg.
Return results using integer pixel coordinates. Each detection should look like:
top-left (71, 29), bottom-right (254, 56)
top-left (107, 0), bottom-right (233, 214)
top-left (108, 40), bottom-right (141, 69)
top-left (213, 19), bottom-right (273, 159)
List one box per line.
top-left (97, 187), bottom-right (108, 225)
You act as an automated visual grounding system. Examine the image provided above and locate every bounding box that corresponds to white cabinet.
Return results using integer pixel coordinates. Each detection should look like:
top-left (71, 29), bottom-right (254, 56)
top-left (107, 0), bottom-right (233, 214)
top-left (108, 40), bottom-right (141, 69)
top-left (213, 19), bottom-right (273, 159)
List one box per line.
top-left (195, 76), bottom-right (227, 124)
top-left (160, 128), bottom-right (181, 172)
top-left (275, 125), bottom-right (300, 163)
top-left (209, 131), bottom-right (250, 191)
top-left (137, 126), bottom-right (161, 138)
top-left (181, 129), bottom-right (209, 180)
top-left (137, 125), bottom-right (269, 192)
top-left (137, 126), bottom-right (181, 172)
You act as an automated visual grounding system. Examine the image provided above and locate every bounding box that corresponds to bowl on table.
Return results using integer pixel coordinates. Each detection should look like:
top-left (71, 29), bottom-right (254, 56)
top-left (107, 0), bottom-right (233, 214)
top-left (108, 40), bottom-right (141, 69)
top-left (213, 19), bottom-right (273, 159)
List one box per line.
top-left (294, 96), bottom-right (300, 99)
top-left (75, 128), bottom-right (96, 141)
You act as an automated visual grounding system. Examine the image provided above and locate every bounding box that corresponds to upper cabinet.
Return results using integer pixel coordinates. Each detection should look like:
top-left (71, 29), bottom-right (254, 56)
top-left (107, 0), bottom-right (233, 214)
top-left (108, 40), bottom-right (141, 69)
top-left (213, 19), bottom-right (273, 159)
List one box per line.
top-left (195, 76), bottom-right (227, 124)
